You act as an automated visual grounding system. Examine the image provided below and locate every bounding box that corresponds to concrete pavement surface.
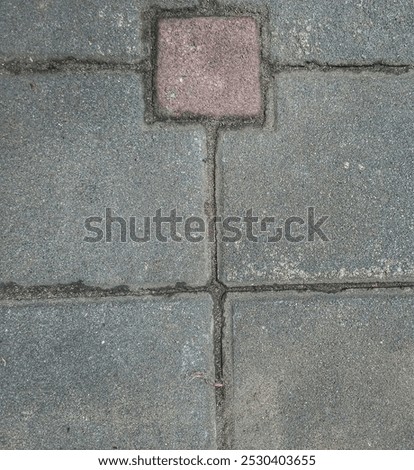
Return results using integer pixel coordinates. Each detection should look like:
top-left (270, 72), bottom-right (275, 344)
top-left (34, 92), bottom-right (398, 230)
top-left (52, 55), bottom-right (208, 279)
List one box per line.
top-left (1, 0), bottom-right (413, 449)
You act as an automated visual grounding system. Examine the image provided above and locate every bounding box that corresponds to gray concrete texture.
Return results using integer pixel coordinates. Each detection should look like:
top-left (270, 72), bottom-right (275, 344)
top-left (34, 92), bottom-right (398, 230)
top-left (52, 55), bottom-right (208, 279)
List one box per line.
top-left (218, 72), bottom-right (414, 286)
top-left (4, 0), bottom-right (412, 66)
top-left (218, 0), bottom-right (414, 65)
top-left (0, 294), bottom-right (215, 449)
top-left (225, 290), bottom-right (414, 449)
top-left (1, 0), bottom-right (414, 452)
top-left (0, 72), bottom-right (210, 288)
top-left (0, 0), bottom-right (198, 62)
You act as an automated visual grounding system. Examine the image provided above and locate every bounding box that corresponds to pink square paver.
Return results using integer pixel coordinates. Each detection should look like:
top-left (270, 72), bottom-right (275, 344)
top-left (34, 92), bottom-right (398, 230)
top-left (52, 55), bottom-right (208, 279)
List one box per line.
top-left (156, 17), bottom-right (262, 119)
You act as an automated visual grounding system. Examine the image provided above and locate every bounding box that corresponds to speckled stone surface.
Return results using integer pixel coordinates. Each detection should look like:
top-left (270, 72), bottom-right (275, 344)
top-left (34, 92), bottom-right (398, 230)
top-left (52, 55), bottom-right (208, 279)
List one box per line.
top-left (2, 0), bottom-right (414, 452)
top-left (0, 73), bottom-right (209, 288)
top-left (226, 290), bottom-right (414, 449)
top-left (0, 295), bottom-right (215, 449)
top-left (218, 0), bottom-right (414, 65)
top-left (156, 17), bottom-right (262, 118)
top-left (218, 71), bottom-right (414, 286)
top-left (0, 0), bottom-right (198, 62)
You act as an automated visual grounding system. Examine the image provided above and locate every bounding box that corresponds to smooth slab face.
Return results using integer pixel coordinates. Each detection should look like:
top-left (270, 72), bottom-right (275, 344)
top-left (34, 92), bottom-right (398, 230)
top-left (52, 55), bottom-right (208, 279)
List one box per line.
top-left (218, 72), bottom-right (414, 286)
top-left (218, 0), bottom-right (414, 65)
top-left (0, 295), bottom-right (215, 449)
top-left (0, 73), bottom-right (209, 288)
top-left (226, 290), bottom-right (414, 449)
top-left (156, 17), bottom-right (262, 118)
top-left (0, 0), bottom-right (198, 62)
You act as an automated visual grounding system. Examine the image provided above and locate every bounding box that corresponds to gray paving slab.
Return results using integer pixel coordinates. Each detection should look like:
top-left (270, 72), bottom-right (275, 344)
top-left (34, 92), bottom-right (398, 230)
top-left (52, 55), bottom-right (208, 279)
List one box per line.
top-left (0, 0), bottom-right (197, 63)
top-left (0, 294), bottom-right (215, 449)
top-left (0, 72), bottom-right (209, 288)
top-left (218, 71), bottom-right (414, 286)
top-left (218, 0), bottom-right (414, 65)
top-left (225, 290), bottom-right (414, 449)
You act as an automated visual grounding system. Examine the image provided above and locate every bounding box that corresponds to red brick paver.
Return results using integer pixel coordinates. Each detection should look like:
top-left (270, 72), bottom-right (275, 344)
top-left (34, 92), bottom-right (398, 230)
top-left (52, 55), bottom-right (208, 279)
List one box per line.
top-left (156, 17), bottom-right (262, 119)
